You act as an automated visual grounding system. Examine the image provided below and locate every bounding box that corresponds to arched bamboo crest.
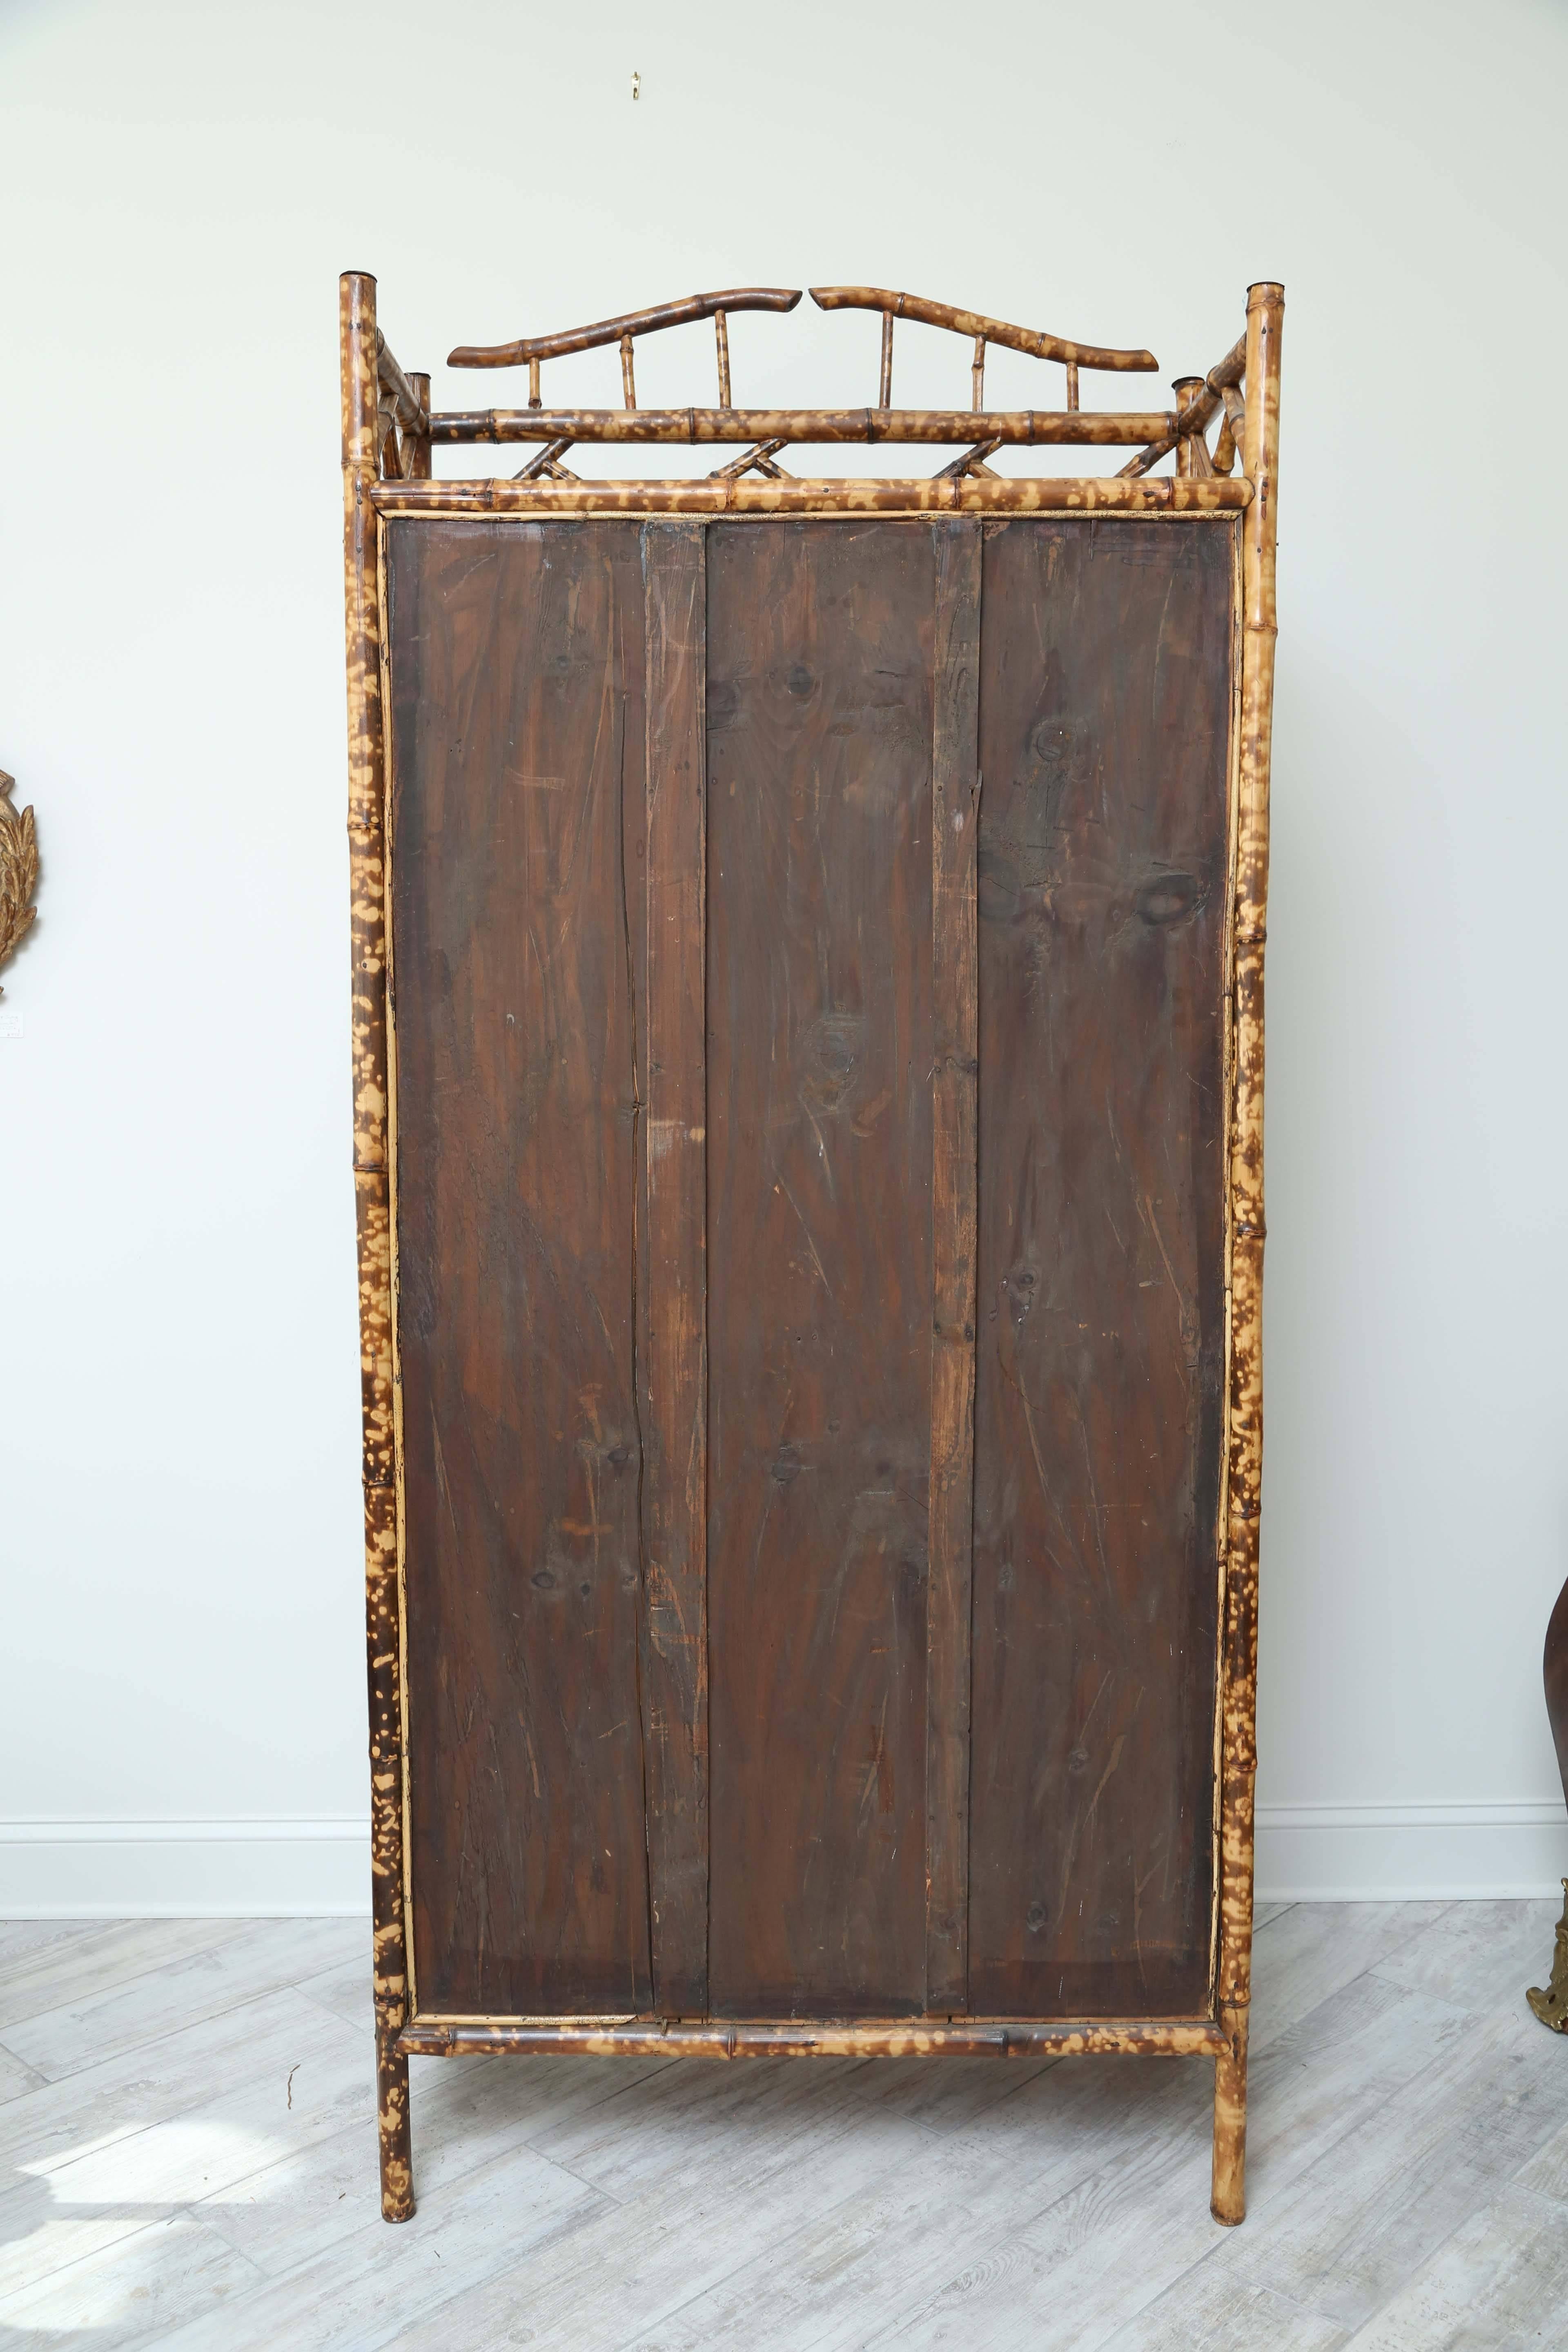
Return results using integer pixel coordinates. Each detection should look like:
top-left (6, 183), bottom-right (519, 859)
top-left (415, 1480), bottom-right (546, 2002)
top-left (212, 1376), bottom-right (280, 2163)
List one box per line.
top-left (341, 271), bottom-right (1284, 2232)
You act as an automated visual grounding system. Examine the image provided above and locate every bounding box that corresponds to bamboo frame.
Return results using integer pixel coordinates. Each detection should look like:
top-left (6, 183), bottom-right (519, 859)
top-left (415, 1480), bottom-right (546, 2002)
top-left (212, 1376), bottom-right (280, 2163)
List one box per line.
top-left (340, 273), bottom-right (1281, 2231)
top-left (400, 2018), bottom-right (1230, 2059)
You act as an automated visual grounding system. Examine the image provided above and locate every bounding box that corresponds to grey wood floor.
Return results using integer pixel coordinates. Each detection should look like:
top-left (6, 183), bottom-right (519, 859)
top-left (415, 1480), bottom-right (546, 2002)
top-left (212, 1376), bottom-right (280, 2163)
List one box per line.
top-left (1, 1902), bottom-right (1566, 2348)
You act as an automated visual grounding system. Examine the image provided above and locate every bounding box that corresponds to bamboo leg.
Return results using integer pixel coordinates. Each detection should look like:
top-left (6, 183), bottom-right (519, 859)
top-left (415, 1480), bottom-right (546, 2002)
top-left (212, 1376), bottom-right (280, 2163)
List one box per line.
top-left (1211, 2001), bottom-right (1249, 2224)
top-left (377, 2032), bottom-right (414, 2223)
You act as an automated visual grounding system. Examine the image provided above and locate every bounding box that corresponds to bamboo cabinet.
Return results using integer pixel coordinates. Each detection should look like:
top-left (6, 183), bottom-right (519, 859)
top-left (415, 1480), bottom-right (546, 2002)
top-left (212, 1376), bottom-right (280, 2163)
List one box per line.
top-left (340, 274), bottom-right (1283, 2228)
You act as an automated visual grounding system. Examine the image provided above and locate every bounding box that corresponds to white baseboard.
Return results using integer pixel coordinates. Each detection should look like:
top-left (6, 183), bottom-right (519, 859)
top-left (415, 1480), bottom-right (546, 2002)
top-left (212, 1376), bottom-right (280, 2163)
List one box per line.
top-left (1255, 1801), bottom-right (1568, 1902)
top-left (1, 1804), bottom-right (1564, 1917)
top-left (0, 1819), bottom-right (372, 1917)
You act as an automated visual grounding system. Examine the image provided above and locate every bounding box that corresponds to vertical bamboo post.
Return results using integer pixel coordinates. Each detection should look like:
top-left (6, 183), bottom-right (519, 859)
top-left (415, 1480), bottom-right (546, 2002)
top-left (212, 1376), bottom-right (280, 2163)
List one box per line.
top-left (1212, 278), bottom-right (1283, 2230)
top-left (879, 310), bottom-right (894, 407)
top-left (405, 370), bottom-right (432, 481)
top-left (715, 308), bottom-right (731, 406)
top-left (621, 331), bottom-right (637, 408)
top-left (341, 269), bottom-right (414, 2227)
top-left (970, 335), bottom-right (985, 411)
top-left (1173, 375), bottom-right (1203, 477)
top-left (528, 355), bottom-right (541, 408)
top-left (1065, 359), bottom-right (1080, 411)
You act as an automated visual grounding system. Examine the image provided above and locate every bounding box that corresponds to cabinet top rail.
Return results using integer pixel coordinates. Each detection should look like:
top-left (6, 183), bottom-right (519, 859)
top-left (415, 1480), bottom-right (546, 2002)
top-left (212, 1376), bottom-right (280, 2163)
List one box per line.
top-left (449, 286), bottom-right (803, 369)
top-left (808, 286), bottom-right (1159, 373)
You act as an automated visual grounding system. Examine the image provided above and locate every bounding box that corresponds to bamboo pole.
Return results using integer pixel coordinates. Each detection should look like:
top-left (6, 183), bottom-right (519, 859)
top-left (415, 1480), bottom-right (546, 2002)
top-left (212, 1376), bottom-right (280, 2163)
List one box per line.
top-left (811, 285), bottom-right (1158, 372)
top-left (715, 308), bottom-right (731, 405)
top-left (371, 473), bottom-right (1251, 519)
top-left (1119, 333), bottom-right (1246, 477)
top-left (340, 270), bottom-right (414, 2229)
top-left (448, 285), bottom-right (802, 369)
top-left (428, 405), bottom-right (1178, 448)
top-left (1173, 376), bottom-right (1209, 478)
top-left (403, 371), bottom-right (431, 481)
top-left (879, 311), bottom-right (894, 407)
top-left (1211, 278), bottom-right (1283, 2231)
top-left (399, 2017), bottom-right (1230, 2060)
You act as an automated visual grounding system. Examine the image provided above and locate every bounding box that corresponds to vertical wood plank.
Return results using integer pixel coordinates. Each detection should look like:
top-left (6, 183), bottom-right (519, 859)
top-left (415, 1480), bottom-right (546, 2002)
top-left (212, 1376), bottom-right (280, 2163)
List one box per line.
top-left (967, 517), bottom-right (1233, 2020)
top-left (389, 519), bottom-right (652, 2019)
top-left (641, 521), bottom-right (709, 2017)
top-left (706, 518), bottom-right (933, 2019)
top-left (927, 517), bottom-right (982, 2016)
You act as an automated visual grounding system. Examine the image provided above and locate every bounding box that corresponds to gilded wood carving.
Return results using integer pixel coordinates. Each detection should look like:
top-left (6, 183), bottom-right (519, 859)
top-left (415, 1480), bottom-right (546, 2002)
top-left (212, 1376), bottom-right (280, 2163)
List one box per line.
top-left (0, 772), bottom-right (38, 993)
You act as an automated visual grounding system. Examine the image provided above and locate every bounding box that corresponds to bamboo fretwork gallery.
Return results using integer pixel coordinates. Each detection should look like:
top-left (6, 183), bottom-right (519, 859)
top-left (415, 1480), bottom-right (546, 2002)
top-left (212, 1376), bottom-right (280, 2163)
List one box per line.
top-left (341, 274), bottom-right (1283, 2231)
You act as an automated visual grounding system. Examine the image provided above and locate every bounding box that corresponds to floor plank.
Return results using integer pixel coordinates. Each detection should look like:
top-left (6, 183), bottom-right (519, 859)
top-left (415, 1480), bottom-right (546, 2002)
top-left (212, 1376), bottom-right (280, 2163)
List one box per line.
top-left (0, 1919), bottom-right (252, 2034)
top-left (1342, 2180), bottom-right (1568, 2349)
top-left (0, 1905), bottom-right (1561, 2351)
top-left (3, 1918), bottom-right (364, 2081)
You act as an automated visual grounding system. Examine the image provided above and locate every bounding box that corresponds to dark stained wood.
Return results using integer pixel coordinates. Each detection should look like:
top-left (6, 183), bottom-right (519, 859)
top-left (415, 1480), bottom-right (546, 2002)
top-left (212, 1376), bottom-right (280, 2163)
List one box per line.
top-left (926, 518), bottom-right (982, 2016)
top-left (967, 514), bottom-right (1238, 2020)
top-left (385, 515), bottom-right (654, 2018)
top-left (639, 521), bottom-right (710, 2015)
top-left (705, 518), bottom-right (935, 2018)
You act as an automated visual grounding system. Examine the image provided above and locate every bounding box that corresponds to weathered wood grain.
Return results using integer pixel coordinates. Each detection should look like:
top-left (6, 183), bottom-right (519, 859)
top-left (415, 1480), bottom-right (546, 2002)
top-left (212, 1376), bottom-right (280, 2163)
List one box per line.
top-left (926, 517), bottom-right (982, 2016)
top-left (639, 520), bottom-right (710, 2016)
top-left (706, 517), bottom-right (935, 2018)
top-left (967, 514), bottom-right (1237, 2022)
top-left (385, 515), bottom-right (653, 2021)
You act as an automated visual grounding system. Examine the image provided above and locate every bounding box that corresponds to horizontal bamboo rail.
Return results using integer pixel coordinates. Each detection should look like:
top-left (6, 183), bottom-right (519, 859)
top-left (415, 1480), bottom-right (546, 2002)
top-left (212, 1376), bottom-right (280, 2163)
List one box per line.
top-left (430, 405), bottom-right (1178, 448)
top-left (810, 286), bottom-right (1158, 373)
top-left (449, 286), bottom-right (802, 369)
top-left (399, 2017), bottom-right (1231, 2060)
top-left (371, 474), bottom-right (1252, 518)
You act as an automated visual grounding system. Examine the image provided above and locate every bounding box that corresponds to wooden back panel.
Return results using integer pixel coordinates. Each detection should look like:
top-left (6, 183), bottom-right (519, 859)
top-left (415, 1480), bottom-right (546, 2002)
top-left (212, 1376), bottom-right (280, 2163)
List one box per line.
top-left (385, 512), bottom-right (1236, 2022)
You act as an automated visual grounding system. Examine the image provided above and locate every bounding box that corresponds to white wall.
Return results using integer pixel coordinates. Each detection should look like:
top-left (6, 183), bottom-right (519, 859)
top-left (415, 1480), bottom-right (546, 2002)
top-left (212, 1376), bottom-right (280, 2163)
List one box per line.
top-left (2, 0), bottom-right (1565, 1912)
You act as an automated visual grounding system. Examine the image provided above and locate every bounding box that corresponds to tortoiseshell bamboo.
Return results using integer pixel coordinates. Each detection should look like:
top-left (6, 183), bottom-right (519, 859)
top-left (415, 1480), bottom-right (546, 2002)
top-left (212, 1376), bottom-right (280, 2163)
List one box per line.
top-left (1120, 332), bottom-right (1247, 477)
top-left (346, 269), bottom-right (1281, 2239)
top-left (880, 310), bottom-right (894, 406)
top-left (1214, 384), bottom-right (1245, 476)
top-left (340, 270), bottom-right (414, 2228)
top-left (374, 330), bottom-right (425, 434)
top-left (1212, 2004), bottom-right (1250, 2221)
top-left (400, 2018), bottom-right (1230, 2060)
top-left (430, 405), bottom-right (1177, 447)
top-left (402, 372), bottom-right (431, 481)
top-left (710, 437), bottom-right (788, 481)
top-left (1174, 377), bottom-right (1214, 478)
top-left (811, 285), bottom-right (1159, 372)
top-left (448, 286), bottom-right (802, 369)
top-left (1211, 279), bottom-right (1284, 2231)
top-left (372, 473), bottom-right (1250, 519)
